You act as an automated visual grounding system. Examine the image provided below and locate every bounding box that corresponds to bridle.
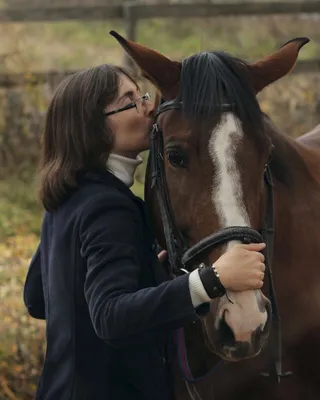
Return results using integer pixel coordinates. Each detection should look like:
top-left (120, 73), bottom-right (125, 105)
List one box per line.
top-left (149, 99), bottom-right (292, 383)
top-left (150, 100), bottom-right (271, 272)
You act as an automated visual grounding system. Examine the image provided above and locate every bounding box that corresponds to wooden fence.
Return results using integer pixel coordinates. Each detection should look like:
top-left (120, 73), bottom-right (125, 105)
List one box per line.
top-left (0, 1), bottom-right (319, 86)
top-left (1, 2), bottom-right (320, 23)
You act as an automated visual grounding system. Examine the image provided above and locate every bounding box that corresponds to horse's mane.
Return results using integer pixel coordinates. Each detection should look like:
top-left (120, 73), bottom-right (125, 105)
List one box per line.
top-left (179, 51), bottom-right (263, 133)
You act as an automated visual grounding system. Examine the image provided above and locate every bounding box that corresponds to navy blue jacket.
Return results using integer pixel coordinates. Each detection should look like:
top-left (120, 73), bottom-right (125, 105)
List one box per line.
top-left (23, 170), bottom-right (200, 400)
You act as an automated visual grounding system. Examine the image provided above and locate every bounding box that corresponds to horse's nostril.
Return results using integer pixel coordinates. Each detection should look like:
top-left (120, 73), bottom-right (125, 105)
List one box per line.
top-left (219, 312), bottom-right (235, 346)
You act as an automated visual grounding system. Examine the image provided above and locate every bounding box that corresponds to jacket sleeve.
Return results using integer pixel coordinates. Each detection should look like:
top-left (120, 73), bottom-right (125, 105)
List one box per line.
top-left (79, 191), bottom-right (198, 348)
top-left (23, 245), bottom-right (46, 320)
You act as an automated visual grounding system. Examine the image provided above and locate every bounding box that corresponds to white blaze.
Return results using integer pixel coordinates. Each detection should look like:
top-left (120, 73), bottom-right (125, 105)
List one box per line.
top-left (208, 113), bottom-right (267, 343)
top-left (209, 113), bottom-right (249, 228)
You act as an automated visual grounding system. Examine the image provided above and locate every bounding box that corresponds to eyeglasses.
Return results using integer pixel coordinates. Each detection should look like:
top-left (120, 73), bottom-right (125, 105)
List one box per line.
top-left (104, 92), bottom-right (151, 117)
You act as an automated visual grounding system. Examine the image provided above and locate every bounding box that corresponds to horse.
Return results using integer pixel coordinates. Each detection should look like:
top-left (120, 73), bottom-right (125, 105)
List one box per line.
top-left (110, 31), bottom-right (320, 400)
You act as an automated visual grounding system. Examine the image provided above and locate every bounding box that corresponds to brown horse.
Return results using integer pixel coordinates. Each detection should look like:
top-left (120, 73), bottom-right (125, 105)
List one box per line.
top-left (111, 31), bottom-right (320, 399)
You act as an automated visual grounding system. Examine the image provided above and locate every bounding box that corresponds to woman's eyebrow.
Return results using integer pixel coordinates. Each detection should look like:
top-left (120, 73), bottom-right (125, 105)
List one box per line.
top-left (118, 90), bottom-right (134, 102)
top-left (117, 85), bottom-right (140, 103)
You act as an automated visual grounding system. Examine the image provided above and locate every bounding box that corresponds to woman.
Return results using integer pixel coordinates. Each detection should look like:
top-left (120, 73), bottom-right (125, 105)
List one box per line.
top-left (23, 64), bottom-right (266, 400)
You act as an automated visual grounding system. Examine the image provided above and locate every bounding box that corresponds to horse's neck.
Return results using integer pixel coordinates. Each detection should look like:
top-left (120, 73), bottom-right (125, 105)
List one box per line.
top-left (269, 129), bottom-right (320, 339)
top-left (270, 126), bottom-right (320, 196)
top-left (270, 129), bottom-right (320, 241)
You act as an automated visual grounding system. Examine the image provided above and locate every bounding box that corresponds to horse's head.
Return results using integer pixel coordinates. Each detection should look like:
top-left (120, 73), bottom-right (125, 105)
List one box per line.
top-left (110, 31), bottom-right (309, 361)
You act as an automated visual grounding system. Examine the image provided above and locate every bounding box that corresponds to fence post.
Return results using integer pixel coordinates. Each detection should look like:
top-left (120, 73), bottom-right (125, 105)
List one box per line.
top-left (122, 2), bottom-right (138, 72)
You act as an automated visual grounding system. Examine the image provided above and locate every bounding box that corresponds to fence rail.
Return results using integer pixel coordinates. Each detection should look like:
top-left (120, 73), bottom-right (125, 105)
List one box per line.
top-left (0, 2), bottom-right (319, 22)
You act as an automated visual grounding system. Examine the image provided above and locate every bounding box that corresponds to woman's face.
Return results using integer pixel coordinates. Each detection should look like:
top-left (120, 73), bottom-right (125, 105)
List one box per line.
top-left (105, 73), bottom-right (154, 158)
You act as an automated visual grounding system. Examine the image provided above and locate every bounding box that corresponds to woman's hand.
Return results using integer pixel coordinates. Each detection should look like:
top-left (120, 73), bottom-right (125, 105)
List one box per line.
top-left (214, 243), bottom-right (266, 291)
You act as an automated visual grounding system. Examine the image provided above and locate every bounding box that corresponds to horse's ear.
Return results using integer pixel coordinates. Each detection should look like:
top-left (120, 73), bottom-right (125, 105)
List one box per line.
top-left (249, 37), bottom-right (310, 93)
top-left (109, 30), bottom-right (181, 97)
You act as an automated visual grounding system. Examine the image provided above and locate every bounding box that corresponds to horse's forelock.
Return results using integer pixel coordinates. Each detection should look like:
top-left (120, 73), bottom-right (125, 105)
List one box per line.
top-left (179, 51), bottom-right (264, 134)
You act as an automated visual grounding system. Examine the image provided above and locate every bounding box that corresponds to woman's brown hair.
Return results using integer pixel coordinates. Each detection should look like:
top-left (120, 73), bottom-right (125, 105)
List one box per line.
top-left (39, 64), bottom-right (137, 212)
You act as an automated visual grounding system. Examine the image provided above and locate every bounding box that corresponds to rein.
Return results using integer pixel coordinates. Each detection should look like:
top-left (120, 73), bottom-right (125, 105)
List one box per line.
top-left (149, 99), bottom-right (292, 385)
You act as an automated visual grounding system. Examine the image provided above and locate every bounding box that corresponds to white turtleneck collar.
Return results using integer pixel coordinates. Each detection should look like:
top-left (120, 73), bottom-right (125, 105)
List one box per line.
top-left (106, 153), bottom-right (143, 188)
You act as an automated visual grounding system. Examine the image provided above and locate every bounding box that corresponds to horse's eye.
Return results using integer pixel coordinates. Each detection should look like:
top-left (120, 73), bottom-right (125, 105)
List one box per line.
top-left (167, 149), bottom-right (188, 168)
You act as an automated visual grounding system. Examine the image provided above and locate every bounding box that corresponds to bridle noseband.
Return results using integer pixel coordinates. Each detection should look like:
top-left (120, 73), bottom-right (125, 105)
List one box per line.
top-left (149, 99), bottom-right (291, 383)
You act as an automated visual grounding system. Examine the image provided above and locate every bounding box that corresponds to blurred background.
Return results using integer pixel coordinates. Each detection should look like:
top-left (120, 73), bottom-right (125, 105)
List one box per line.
top-left (0, 0), bottom-right (319, 398)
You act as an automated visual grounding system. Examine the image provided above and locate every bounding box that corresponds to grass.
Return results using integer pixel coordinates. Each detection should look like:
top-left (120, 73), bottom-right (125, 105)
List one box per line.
top-left (0, 231), bottom-right (45, 400)
top-left (0, 179), bottom-right (42, 239)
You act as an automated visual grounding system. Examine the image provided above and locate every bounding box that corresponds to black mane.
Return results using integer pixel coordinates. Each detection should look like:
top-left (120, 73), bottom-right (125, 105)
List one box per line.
top-left (179, 51), bottom-right (263, 132)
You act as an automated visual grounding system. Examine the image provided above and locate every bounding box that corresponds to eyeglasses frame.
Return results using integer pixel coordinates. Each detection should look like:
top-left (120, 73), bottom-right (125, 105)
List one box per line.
top-left (104, 92), bottom-right (151, 117)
